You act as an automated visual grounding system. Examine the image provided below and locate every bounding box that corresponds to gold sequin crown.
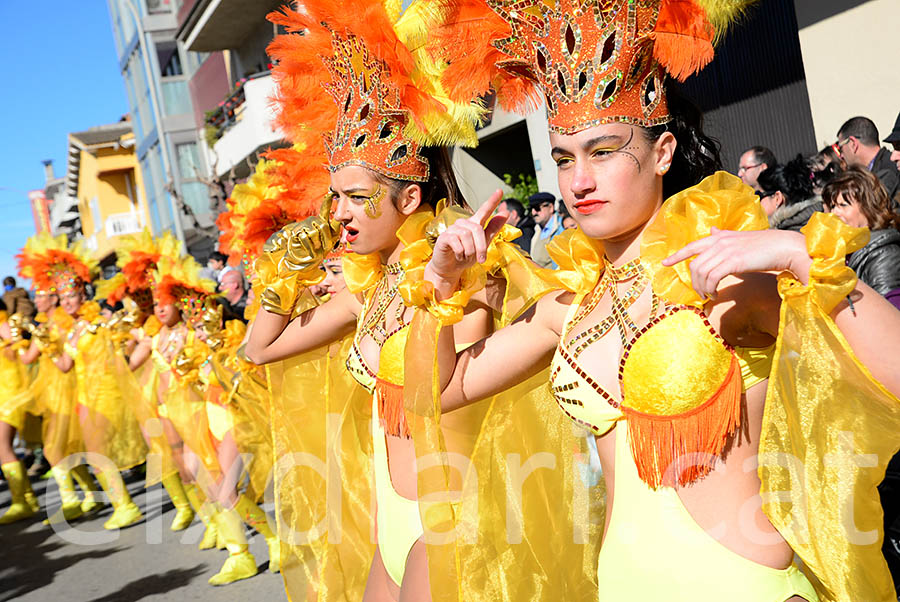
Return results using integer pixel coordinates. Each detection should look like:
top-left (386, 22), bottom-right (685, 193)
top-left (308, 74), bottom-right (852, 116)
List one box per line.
top-left (435, 0), bottom-right (753, 133)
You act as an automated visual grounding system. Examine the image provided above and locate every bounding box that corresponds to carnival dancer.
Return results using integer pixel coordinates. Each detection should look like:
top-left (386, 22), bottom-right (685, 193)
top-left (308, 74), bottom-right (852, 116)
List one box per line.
top-left (127, 250), bottom-right (222, 547)
top-left (96, 229), bottom-right (204, 534)
top-left (246, 3), bottom-right (599, 601)
top-left (419, 1), bottom-right (900, 600)
top-left (3, 234), bottom-right (105, 525)
top-left (37, 236), bottom-right (148, 530)
top-left (0, 302), bottom-right (38, 523)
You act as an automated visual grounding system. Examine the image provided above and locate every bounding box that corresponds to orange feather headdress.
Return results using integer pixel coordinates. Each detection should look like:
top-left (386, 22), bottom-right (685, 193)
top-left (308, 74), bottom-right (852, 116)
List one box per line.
top-left (16, 233), bottom-right (97, 295)
top-left (150, 254), bottom-right (217, 324)
top-left (95, 229), bottom-right (182, 314)
top-left (267, 0), bottom-right (483, 183)
top-left (433, 0), bottom-right (753, 133)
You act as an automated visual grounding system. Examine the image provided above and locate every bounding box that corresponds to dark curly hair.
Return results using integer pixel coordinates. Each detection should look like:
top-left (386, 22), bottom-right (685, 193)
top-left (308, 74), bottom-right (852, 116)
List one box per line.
top-left (756, 155), bottom-right (814, 206)
top-left (642, 81), bottom-right (723, 200)
top-left (373, 146), bottom-right (469, 210)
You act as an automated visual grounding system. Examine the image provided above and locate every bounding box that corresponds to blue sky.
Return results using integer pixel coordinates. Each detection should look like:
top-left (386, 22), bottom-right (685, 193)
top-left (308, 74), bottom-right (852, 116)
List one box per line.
top-left (0, 2), bottom-right (127, 287)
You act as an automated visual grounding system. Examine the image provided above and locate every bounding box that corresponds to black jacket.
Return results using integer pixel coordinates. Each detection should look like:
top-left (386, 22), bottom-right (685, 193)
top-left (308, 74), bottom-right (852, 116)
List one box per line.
top-left (872, 147), bottom-right (900, 203)
top-left (847, 228), bottom-right (900, 295)
top-left (769, 198), bottom-right (823, 232)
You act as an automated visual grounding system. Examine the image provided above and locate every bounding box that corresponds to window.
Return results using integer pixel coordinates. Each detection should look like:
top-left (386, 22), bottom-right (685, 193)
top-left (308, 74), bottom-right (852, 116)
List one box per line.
top-left (176, 142), bottom-right (210, 216)
top-left (144, 0), bottom-right (172, 15)
top-left (157, 41), bottom-right (183, 77)
top-left (176, 142), bottom-right (201, 180)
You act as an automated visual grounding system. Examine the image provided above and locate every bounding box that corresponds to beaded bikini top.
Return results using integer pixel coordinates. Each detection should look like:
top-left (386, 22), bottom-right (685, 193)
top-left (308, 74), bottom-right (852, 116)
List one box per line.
top-left (546, 172), bottom-right (775, 489)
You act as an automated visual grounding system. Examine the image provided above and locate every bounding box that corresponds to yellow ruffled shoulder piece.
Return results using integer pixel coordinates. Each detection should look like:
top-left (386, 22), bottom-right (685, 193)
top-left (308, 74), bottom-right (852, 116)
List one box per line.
top-left (392, 202), bottom-right (533, 325)
top-left (78, 301), bottom-right (102, 325)
top-left (641, 171), bottom-right (769, 307)
top-left (544, 228), bottom-right (605, 294)
top-left (51, 307), bottom-right (74, 333)
top-left (779, 212), bottom-right (869, 311)
top-left (142, 315), bottom-right (162, 337)
top-left (341, 252), bottom-right (385, 295)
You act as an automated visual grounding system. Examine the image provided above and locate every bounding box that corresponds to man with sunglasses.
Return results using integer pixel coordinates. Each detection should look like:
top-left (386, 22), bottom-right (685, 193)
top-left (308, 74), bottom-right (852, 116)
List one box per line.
top-left (737, 146), bottom-right (776, 191)
top-left (836, 115), bottom-right (899, 202)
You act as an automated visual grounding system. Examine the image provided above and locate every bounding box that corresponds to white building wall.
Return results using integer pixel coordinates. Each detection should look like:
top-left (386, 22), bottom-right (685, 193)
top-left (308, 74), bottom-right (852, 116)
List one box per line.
top-left (797, 0), bottom-right (899, 146)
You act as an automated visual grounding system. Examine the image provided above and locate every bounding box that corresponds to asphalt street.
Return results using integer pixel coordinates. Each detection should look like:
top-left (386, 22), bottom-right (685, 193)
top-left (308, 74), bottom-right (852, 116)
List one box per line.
top-left (0, 470), bottom-right (288, 602)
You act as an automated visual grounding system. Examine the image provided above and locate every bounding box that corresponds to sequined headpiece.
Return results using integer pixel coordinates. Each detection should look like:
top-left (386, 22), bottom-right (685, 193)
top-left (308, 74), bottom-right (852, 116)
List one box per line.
top-left (267, 0), bottom-right (483, 182)
top-left (150, 254), bottom-right (216, 324)
top-left (95, 229), bottom-right (182, 315)
top-left (16, 233), bottom-right (97, 295)
top-left (434, 0), bottom-right (752, 133)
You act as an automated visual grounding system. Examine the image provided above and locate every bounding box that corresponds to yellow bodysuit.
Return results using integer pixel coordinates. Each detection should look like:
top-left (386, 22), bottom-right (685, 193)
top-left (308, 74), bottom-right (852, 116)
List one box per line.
top-left (550, 294), bottom-right (818, 601)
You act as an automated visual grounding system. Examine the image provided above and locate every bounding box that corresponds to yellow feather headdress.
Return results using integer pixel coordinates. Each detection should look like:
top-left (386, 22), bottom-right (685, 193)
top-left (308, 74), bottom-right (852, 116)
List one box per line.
top-left (16, 233), bottom-right (98, 294)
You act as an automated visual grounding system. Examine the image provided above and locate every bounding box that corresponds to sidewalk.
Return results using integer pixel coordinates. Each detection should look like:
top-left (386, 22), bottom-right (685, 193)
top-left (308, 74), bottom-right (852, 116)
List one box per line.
top-left (0, 471), bottom-right (287, 602)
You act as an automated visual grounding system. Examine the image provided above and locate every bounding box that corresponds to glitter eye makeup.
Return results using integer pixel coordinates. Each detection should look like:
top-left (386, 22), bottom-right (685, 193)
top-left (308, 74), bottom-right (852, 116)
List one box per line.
top-left (362, 185), bottom-right (386, 218)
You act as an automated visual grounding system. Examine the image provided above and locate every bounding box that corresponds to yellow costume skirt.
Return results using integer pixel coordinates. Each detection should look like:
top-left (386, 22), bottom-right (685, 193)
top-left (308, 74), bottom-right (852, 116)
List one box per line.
top-left (30, 359), bottom-right (81, 463)
top-left (595, 426), bottom-right (818, 601)
top-left (221, 371), bottom-right (274, 502)
top-left (73, 332), bottom-right (147, 470)
top-left (0, 352), bottom-right (29, 431)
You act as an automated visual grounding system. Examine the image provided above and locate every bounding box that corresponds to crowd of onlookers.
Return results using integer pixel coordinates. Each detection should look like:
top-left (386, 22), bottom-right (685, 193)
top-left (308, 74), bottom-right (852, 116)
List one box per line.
top-left (738, 114), bottom-right (900, 308)
top-left (507, 113), bottom-right (900, 302)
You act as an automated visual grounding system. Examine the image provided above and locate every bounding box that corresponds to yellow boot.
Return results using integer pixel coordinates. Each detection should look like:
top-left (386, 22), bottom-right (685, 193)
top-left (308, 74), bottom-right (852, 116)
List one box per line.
top-left (208, 507), bottom-right (258, 586)
top-left (95, 470), bottom-right (142, 530)
top-left (0, 461), bottom-right (37, 524)
top-left (185, 485), bottom-right (219, 550)
top-left (70, 464), bottom-right (103, 515)
top-left (235, 494), bottom-right (281, 573)
top-left (43, 466), bottom-right (83, 525)
top-left (161, 474), bottom-right (195, 531)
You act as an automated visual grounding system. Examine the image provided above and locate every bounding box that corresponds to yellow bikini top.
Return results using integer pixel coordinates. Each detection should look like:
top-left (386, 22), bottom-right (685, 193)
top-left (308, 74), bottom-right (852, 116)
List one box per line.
top-left (545, 172), bottom-right (775, 489)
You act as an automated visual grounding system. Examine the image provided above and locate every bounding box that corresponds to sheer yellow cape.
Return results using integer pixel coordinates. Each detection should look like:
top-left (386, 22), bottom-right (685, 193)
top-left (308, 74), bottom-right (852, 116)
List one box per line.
top-left (399, 209), bottom-right (604, 601)
top-left (262, 284), bottom-right (374, 602)
top-left (71, 308), bottom-right (148, 470)
top-left (643, 172), bottom-right (900, 602)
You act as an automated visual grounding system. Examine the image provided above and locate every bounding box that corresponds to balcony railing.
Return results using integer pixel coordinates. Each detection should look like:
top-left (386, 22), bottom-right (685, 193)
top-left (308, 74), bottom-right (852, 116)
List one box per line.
top-left (204, 71), bottom-right (270, 142)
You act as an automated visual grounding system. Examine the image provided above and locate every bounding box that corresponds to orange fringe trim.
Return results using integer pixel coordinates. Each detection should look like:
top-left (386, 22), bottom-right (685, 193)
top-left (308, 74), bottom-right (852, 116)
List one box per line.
top-left (375, 378), bottom-right (411, 439)
top-left (623, 353), bottom-right (742, 489)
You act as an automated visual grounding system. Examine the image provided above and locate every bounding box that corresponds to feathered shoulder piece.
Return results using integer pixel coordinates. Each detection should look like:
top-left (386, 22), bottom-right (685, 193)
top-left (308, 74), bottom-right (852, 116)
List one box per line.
top-left (267, 0), bottom-right (483, 183)
top-left (217, 157), bottom-right (318, 272)
top-left (432, 0), bottom-right (754, 133)
top-left (16, 232), bottom-right (97, 294)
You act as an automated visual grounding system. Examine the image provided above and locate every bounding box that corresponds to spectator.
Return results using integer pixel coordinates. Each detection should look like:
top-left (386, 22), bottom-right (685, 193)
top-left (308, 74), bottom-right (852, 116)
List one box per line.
top-left (498, 197), bottom-right (534, 253)
top-left (822, 167), bottom-right (900, 298)
top-left (885, 111), bottom-right (900, 171)
top-left (2, 277), bottom-right (35, 319)
top-left (529, 192), bottom-right (564, 268)
top-left (757, 155), bottom-right (822, 231)
top-left (219, 268), bottom-right (248, 322)
top-left (809, 144), bottom-right (844, 196)
top-left (836, 116), bottom-right (900, 200)
top-left (207, 251), bottom-right (238, 289)
top-left (737, 146), bottom-right (776, 191)
top-left (558, 202), bottom-right (577, 230)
